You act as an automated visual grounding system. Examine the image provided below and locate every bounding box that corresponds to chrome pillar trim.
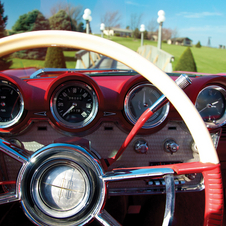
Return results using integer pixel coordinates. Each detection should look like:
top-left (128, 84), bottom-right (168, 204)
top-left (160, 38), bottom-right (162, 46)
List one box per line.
top-left (162, 174), bottom-right (175, 226)
top-left (0, 138), bottom-right (29, 164)
top-left (103, 167), bottom-right (174, 182)
top-left (96, 210), bottom-right (121, 226)
top-left (0, 192), bottom-right (20, 205)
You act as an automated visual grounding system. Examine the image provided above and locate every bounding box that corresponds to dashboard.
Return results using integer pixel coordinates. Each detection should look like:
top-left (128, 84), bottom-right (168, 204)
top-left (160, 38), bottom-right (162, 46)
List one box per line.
top-left (1, 70), bottom-right (226, 196)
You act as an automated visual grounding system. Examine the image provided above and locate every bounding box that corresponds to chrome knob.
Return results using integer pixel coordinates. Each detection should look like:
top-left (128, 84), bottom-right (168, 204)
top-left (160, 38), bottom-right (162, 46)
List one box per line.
top-left (164, 139), bottom-right (179, 154)
top-left (134, 139), bottom-right (148, 154)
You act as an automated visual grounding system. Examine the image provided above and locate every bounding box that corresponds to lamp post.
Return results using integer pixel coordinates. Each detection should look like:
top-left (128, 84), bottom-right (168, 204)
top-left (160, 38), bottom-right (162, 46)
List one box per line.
top-left (100, 23), bottom-right (105, 38)
top-left (140, 24), bottom-right (145, 47)
top-left (83, 8), bottom-right (92, 34)
top-left (157, 10), bottom-right (165, 49)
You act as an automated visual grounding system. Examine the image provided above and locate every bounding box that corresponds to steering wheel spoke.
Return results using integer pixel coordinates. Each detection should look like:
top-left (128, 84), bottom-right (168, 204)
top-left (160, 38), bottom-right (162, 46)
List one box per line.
top-left (96, 209), bottom-right (122, 226)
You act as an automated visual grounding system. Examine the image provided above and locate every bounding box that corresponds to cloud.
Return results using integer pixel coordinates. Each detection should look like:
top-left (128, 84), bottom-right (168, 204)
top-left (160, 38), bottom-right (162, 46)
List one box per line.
top-left (177, 11), bottom-right (223, 18)
top-left (125, 1), bottom-right (148, 7)
top-left (180, 25), bottom-right (226, 34)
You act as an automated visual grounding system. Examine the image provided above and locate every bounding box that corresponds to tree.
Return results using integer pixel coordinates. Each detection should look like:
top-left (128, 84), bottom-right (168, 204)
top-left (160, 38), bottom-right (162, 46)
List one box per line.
top-left (44, 47), bottom-right (66, 68)
top-left (11, 10), bottom-right (49, 60)
top-left (0, 1), bottom-right (7, 38)
top-left (12, 10), bottom-right (50, 33)
top-left (0, 1), bottom-right (12, 70)
top-left (161, 28), bottom-right (173, 41)
top-left (195, 41), bottom-right (201, 48)
top-left (50, 2), bottom-right (83, 31)
top-left (130, 13), bottom-right (142, 31)
top-left (171, 27), bottom-right (179, 39)
top-left (174, 47), bottom-right (197, 72)
top-left (49, 10), bottom-right (72, 30)
top-left (77, 22), bottom-right (85, 32)
top-left (147, 18), bottom-right (157, 40)
top-left (101, 11), bottom-right (121, 30)
top-left (133, 28), bottom-right (140, 39)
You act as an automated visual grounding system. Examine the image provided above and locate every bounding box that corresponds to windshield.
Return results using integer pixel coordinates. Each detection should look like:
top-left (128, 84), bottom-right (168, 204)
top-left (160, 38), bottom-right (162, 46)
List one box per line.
top-left (1, 0), bottom-right (226, 76)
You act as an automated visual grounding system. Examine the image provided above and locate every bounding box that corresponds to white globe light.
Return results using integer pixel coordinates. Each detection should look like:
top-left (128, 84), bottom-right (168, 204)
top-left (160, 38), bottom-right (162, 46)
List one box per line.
top-left (140, 24), bottom-right (145, 32)
top-left (158, 15), bottom-right (165, 23)
top-left (83, 14), bottom-right (89, 20)
top-left (100, 23), bottom-right (105, 31)
top-left (158, 10), bottom-right (165, 16)
top-left (89, 16), bottom-right (92, 22)
top-left (84, 8), bottom-right (91, 15)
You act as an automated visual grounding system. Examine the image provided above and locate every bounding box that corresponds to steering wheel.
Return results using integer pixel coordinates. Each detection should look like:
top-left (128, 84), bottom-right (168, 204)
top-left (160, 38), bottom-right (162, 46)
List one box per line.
top-left (0, 31), bottom-right (223, 226)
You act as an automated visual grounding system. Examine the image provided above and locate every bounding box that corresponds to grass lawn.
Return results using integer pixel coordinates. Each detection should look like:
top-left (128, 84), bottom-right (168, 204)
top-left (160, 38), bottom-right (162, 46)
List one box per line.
top-left (9, 35), bottom-right (226, 74)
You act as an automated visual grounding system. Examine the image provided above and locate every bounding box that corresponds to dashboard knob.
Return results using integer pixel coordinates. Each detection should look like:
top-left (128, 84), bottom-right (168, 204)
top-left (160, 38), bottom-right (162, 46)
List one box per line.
top-left (164, 139), bottom-right (179, 154)
top-left (134, 139), bottom-right (148, 154)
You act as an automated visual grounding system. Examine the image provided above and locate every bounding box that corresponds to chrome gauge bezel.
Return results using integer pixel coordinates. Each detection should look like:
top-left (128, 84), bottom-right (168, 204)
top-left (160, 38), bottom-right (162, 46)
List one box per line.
top-left (124, 83), bottom-right (170, 129)
top-left (50, 81), bottom-right (98, 129)
top-left (195, 85), bottom-right (226, 129)
top-left (0, 80), bottom-right (24, 129)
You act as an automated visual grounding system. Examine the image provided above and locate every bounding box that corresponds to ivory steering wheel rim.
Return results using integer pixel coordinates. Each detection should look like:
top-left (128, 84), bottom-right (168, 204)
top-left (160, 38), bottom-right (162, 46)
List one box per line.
top-left (0, 30), bottom-right (218, 165)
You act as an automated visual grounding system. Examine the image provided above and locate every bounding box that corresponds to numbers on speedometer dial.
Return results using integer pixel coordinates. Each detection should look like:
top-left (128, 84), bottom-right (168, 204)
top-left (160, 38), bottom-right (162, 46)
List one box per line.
top-left (51, 81), bottom-right (98, 129)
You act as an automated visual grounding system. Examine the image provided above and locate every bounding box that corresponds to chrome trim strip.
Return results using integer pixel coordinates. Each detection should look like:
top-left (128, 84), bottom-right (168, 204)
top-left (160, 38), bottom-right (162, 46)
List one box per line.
top-left (163, 174), bottom-right (175, 226)
top-left (103, 168), bottom-right (174, 182)
top-left (0, 139), bottom-right (29, 163)
top-left (96, 210), bottom-right (121, 226)
top-left (0, 192), bottom-right (20, 205)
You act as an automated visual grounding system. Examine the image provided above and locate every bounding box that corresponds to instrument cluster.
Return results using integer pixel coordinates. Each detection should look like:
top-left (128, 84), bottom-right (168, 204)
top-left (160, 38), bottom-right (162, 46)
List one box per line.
top-left (0, 73), bottom-right (226, 135)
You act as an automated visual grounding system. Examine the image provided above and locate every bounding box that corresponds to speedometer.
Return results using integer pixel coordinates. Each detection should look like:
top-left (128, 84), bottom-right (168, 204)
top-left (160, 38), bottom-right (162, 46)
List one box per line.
top-left (50, 81), bottom-right (98, 129)
top-left (124, 83), bottom-right (169, 129)
top-left (195, 85), bottom-right (226, 128)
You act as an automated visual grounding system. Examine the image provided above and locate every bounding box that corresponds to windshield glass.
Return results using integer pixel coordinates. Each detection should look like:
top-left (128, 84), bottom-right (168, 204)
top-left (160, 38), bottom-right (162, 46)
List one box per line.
top-left (1, 0), bottom-right (226, 76)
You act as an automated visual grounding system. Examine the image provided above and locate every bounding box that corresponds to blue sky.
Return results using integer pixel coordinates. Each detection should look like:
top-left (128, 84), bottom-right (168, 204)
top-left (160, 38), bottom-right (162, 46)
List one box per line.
top-left (3, 0), bottom-right (226, 47)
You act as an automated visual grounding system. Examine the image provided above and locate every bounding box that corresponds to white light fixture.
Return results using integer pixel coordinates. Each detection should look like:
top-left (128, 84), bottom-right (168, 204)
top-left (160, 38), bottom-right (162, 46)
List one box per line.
top-left (100, 23), bottom-right (105, 38)
top-left (140, 24), bottom-right (145, 46)
top-left (140, 24), bottom-right (145, 32)
top-left (83, 9), bottom-right (92, 34)
top-left (157, 10), bottom-right (165, 49)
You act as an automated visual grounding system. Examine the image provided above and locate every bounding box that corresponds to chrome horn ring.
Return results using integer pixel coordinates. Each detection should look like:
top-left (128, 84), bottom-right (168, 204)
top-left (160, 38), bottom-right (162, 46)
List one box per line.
top-left (19, 144), bottom-right (106, 226)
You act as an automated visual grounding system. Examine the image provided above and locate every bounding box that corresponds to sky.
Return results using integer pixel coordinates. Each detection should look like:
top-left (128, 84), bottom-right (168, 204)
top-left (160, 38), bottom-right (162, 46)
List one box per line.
top-left (3, 0), bottom-right (226, 48)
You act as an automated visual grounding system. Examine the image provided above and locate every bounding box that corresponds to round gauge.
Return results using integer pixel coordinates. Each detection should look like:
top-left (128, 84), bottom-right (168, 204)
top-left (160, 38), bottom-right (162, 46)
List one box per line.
top-left (50, 81), bottom-right (98, 129)
top-left (124, 83), bottom-right (169, 129)
top-left (31, 160), bottom-right (90, 218)
top-left (0, 80), bottom-right (24, 128)
top-left (195, 85), bottom-right (226, 128)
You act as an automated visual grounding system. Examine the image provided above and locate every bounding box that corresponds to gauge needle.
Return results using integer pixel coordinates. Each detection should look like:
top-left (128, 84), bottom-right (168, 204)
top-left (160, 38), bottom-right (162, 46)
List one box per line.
top-left (43, 182), bottom-right (83, 193)
top-left (143, 90), bottom-right (146, 105)
top-left (199, 106), bottom-right (207, 113)
top-left (211, 101), bottom-right (219, 105)
top-left (63, 105), bottom-right (75, 117)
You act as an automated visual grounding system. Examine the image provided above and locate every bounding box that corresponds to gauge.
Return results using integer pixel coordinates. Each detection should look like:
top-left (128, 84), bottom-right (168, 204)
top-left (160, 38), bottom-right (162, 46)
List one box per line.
top-left (31, 160), bottom-right (90, 218)
top-left (0, 80), bottom-right (24, 128)
top-left (124, 84), bottom-right (169, 129)
top-left (50, 81), bottom-right (98, 129)
top-left (195, 85), bottom-right (226, 128)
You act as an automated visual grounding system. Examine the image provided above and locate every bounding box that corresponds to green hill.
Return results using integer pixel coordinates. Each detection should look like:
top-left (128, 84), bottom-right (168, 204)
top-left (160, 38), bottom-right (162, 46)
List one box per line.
top-left (9, 35), bottom-right (226, 74)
